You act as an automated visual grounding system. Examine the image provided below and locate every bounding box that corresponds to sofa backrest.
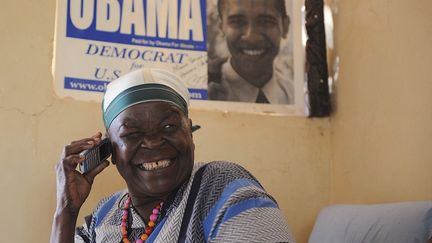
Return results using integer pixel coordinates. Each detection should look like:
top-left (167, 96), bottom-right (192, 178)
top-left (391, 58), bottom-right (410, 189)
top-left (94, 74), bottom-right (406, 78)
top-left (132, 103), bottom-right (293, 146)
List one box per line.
top-left (309, 201), bottom-right (432, 243)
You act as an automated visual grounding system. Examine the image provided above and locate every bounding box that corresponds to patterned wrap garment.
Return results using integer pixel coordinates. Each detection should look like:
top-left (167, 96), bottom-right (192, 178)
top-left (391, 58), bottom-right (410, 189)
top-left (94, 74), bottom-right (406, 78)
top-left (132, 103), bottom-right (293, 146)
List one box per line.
top-left (75, 161), bottom-right (296, 243)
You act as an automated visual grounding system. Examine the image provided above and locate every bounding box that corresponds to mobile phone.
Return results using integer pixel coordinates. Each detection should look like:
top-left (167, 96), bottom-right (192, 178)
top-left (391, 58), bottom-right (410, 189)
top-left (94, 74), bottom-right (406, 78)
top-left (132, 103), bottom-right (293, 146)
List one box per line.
top-left (79, 138), bottom-right (112, 173)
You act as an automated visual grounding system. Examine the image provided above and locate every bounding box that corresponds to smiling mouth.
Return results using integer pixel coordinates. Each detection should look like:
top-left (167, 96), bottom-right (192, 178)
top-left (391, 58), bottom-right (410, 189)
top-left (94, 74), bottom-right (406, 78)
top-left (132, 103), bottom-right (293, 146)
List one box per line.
top-left (137, 159), bottom-right (173, 171)
top-left (241, 48), bottom-right (266, 56)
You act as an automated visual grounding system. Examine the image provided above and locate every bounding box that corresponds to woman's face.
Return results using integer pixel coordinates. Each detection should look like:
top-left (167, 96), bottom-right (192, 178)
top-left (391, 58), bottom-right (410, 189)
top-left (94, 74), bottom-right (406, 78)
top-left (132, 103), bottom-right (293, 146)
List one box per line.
top-left (107, 101), bottom-right (194, 198)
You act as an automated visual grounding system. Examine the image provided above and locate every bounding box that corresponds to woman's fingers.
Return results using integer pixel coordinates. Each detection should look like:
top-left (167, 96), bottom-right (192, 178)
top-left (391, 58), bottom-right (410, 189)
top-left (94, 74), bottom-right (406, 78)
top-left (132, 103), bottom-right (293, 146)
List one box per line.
top-left (70, 132), bottom-right (102, 146)
top-left (58, 132), bottom-right (106, 173)
top-left (61, 143), bottom-right (92, 159)
top-left (57, 154), bottom-right (85, 172)
top-left (62, 133), bottom-right (102, 157)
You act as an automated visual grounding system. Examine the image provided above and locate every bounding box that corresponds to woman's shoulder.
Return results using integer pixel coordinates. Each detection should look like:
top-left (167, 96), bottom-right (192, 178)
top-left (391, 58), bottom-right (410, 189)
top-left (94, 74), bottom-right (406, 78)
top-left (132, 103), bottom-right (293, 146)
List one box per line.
top-left (197, 160), bottom-right (255, 178)
top-left (197, 161), bottom-right (252, 174)
top-left (195, 161), bottom-right (264, 192)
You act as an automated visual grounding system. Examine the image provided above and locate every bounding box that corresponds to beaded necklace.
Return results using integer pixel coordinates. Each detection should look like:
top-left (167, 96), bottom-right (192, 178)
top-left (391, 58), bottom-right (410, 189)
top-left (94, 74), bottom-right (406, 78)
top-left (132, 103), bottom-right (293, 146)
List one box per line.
top-left (121, 195), bottom-right (163, 243)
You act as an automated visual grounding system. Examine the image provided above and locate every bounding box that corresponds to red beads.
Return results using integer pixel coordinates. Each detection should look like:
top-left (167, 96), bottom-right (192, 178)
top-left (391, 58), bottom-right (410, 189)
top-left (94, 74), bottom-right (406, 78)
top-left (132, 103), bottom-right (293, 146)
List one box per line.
top-left (121, 195), bottom-right (163, 243)
top-left (145, 227), bottom-right (153, 235)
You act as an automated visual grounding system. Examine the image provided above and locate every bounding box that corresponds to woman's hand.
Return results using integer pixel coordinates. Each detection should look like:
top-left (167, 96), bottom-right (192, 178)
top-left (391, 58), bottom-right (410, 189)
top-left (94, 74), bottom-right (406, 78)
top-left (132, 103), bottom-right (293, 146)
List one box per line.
top-left (51, 132), bottom-right (110, 243)
top-left (54, 132), bottom-right (110, 215)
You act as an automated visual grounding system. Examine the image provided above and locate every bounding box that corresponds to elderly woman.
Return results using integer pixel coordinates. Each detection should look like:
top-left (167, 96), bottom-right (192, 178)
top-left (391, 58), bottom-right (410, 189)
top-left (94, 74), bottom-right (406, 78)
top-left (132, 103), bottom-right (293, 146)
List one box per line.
top-left (50, 68), bottom-right (295, 243)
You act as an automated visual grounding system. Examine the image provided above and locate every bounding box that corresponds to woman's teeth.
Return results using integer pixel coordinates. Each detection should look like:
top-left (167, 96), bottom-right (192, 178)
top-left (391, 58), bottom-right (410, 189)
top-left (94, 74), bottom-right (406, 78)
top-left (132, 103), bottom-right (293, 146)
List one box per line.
top-left (139, 159), bottom-right (172, 171)
top-left (242, 49), bottom-right (265, 56)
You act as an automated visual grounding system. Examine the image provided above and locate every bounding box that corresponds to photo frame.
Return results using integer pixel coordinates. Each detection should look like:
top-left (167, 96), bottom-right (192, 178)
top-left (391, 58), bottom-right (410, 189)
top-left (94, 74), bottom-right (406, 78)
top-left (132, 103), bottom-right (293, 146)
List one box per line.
top-left (193, 0), bottom-right (331, 117)
top-left (305, 0), bottom-right (331, 117)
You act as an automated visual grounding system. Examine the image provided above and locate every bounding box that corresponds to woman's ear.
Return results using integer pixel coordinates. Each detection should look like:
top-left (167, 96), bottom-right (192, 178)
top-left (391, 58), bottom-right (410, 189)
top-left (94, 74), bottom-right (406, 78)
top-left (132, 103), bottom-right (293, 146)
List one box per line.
top-left (189, 119), bottom-right (201, 134)
top-left (189, 119), bottom-right (194, 137)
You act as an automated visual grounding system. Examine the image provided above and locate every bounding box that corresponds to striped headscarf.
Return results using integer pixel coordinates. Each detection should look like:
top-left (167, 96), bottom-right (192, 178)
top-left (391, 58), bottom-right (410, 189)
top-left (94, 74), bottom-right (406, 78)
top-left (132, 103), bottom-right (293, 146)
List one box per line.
top-left (102, 68), bottom-right (190, 128)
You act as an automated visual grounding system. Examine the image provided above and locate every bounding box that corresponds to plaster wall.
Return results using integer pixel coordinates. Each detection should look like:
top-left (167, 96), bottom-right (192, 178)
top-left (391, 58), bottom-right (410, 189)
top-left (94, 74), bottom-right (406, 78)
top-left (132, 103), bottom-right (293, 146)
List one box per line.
top-left (330, 0), bottom-right (432, 203)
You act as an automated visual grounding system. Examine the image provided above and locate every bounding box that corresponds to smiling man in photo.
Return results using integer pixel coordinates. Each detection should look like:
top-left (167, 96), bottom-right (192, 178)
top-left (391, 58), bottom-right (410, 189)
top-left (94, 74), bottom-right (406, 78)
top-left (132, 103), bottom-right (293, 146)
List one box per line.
top-left (208, 0), bottom-right (293, 104)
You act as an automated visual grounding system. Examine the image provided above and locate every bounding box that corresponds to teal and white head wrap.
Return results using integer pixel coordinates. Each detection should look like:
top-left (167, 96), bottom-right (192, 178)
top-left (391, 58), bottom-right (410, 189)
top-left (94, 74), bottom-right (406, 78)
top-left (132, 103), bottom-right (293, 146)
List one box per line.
top-left (102, 68), bottom-right (190, 129)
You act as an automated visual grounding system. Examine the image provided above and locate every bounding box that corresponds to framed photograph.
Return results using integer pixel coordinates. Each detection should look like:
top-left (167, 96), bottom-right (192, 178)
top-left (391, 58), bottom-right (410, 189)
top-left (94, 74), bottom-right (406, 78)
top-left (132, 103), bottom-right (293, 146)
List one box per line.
top-left (194, 0), bottom-right (306, 116)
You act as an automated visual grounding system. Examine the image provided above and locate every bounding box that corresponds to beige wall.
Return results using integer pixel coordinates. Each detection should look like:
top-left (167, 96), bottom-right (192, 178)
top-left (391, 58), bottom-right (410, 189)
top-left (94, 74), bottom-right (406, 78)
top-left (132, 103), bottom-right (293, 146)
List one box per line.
top-left (330, 0), bottom-right (432, 204)
top-left (1, 0), bottom-right (431, 243)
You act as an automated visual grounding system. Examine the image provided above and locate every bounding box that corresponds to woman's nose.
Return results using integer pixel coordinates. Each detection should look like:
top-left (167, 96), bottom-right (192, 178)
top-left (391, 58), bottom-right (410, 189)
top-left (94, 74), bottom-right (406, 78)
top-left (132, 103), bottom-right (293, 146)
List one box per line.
top-left (140, 133), bottom-right (165, 149)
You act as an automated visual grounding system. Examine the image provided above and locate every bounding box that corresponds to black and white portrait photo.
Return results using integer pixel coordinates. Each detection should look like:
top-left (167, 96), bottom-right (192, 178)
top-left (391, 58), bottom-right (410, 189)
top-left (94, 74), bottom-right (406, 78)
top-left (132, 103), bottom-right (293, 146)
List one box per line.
top-left (207, 0), bottom-right (295, 105)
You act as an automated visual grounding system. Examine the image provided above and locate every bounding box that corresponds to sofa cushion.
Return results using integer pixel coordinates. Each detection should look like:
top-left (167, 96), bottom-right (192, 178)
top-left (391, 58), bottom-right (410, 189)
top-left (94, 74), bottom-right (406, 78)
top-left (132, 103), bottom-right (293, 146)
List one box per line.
top-left (309, 201), bottom-right (432, 243)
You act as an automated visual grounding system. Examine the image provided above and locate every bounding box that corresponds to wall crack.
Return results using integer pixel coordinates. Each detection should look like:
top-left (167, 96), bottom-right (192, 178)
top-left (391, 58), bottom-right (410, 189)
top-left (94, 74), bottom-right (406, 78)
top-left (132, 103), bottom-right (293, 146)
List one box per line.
top-left (0, 100), bottom-right (57, 118)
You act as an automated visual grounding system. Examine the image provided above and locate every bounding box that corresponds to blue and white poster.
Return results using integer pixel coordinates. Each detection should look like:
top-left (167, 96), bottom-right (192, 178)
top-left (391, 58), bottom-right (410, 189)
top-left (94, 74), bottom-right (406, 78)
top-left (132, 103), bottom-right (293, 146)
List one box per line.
top-left (53, 0), bottom-right (305, 115)
top-left (53, 0), bottom-right (208, 102)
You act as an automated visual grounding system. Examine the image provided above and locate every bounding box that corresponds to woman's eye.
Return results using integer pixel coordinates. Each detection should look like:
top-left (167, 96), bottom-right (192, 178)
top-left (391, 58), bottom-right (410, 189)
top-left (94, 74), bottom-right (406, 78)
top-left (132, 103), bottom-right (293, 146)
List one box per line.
top-left (163, 124), bottom-right (177, 132)
top-left (122, 132), bottom-right (141, 140)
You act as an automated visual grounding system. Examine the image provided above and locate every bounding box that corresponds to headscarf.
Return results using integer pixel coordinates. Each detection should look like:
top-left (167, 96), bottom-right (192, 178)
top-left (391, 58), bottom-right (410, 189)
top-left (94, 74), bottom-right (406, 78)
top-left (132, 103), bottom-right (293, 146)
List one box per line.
top-left (102, 68), bottom-right (190, 129)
